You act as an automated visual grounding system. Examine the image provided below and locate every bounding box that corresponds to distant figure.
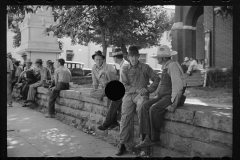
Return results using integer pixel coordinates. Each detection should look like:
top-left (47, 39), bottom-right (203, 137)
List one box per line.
top-left (11, 60), bottom-right (23, 91)
top-left (21, 53), bottom-right (28, 70)
top-left (46, 60), bottom-right (56, 87)
top-left (7, 53), bottom-right (14, 107)
top-left (187, 58), bottom-right (198, 76)
top-left (181, 57), bottom-right (190, 73)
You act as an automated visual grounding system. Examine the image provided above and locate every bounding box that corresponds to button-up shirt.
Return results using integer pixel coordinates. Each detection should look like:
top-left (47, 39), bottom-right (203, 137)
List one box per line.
top-left (158, 59), bottom-right (186, 103)
top-left (119, 59), bottom-right (129, 82)
top-left (54, 66), bottom-right (72, 84)
top-left (7, 58), bottom-right (13, 73)
top-left (121, 61), bottom-right (160, 94)
top-left (92, 62), bottom-right (116, 89)
top-left (39, 66), bottom-right (51, 83)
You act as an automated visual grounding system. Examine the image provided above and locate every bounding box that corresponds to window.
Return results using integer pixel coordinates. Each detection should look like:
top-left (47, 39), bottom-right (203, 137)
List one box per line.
top-left (66, 50), bottom-right (74, 61)
top-left (139, 53), bottom-right (147, 63)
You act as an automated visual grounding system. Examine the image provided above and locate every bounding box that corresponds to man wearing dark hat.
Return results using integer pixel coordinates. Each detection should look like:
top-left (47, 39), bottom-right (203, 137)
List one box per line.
top-left (7, 53), bottom-right (14, 107)
top-left (97, 48), bottom-right (129, 131)
top-left (21, 53), bottom-right (28, 70)
top-left (116, 46), bottom-right (160, 156)
top-left (90, 50), bottom-right (117, 101)
top-left (135, 45), bottom-right (186, 149)
top-left (23, 59), bottom-right (51, 107)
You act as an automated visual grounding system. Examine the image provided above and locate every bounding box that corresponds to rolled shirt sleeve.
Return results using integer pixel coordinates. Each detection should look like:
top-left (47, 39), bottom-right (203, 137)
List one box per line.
top-left (146, 65), bottom-right (160, 93)
top-left (168, 62), bottom-right (184, 103)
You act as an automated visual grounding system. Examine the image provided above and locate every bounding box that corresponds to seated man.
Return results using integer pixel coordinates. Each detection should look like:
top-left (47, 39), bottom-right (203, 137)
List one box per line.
top-left (22, 59), bottom-right (51, 107)
top-left (116, 46), bottom-right (160, 156)
top-left (187, 57), bottom-right (198, 76)
top-left (90, 50), bottom-right (117, 102)
top-left (135, 45), bottom-right (186, 149)
top-left (97, 48), bottom-right (129, 131)
top-left (181, 57), bottom-right (190, 73)
top-left (11, 60), bottom-right (23, 91)
top-left (45, 58), bottom-right (72, 118)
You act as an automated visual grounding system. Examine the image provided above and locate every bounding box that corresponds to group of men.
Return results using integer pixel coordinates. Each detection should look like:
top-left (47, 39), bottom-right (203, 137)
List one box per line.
top-left (181, 57), bottom-right (199, 75)
top-left (89, 45), bottom-right (186, 156)
top-left (7, 53), bottom-right (72, 118)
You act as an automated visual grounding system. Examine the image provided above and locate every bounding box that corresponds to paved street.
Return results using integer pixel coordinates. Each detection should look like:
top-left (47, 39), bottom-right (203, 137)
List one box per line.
top-left (7, 101), bottom-right (135, 157)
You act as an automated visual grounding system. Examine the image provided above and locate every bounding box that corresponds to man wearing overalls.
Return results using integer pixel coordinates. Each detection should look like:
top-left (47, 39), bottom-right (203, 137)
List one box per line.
top-left (116, 46), bottom-right (160, 156)
top-left (135, 45), bottom-right (186, 148)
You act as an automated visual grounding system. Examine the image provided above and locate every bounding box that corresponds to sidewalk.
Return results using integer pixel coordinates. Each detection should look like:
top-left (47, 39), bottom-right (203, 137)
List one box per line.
top-left (7, 101), bottom-right (135, 157)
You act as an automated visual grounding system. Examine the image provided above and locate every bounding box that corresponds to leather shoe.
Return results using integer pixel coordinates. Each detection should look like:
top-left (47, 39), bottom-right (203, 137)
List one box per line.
top-left (116, 144), bottom-right (126, 156)
top-left (108, 123), bottom-right (119, 130)
top-left (97, 124), bottom-right (108, 131)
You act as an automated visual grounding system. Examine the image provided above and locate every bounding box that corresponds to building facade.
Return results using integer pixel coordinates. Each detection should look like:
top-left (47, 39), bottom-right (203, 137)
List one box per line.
top-left (171, 6), bottom-right (232, 69)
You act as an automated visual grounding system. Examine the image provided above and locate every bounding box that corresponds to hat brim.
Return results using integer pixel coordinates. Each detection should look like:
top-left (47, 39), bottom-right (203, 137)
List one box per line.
top-left (92, 54), bottom-right (105, 60)
top-left (152, 51), bottom-right (177, 58)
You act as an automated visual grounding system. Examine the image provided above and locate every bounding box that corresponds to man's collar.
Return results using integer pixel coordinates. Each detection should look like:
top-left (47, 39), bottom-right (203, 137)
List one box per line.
top-left (162, 59), bottom-right (173, 69)
top-left (128, 60), bottom-right (142, 69)
top-left (96, 62), bottom-right (105, 70)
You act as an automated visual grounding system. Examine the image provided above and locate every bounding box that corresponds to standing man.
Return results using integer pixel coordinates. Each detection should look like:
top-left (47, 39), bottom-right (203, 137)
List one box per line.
top-left (11, 60), bottom-right (23, 91)
top-left (21, 53), bottom-right (28, 70)
top-left (90, 51), bottom-right (117, 102)
top-left (97, 48), bottom-right (129, 131)
top-left (22, 59), bottom-right (51, 107)
top-left (135, 45), bottom-right (186, 149)
top-left (116, 46), bottom-right (160, 156)
top-left (7, 53), bottom-right (14, 107)
top-left (45, 58), bottom-right (71, 118)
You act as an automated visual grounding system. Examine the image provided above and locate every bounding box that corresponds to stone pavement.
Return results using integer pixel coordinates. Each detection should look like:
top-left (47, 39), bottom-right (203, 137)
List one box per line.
top-left (7, 101), bottom-right (135, 157)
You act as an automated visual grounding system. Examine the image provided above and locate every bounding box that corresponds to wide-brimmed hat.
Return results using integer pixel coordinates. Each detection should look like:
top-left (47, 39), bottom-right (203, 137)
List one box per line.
top-left (21, 53), bottom-right (27, 57)
top-left (112, 48), bottom-right (123, 57)
top-left (92, 51), bottom-right (105, 60)
top-left (47, 60), bottom-right (54, 64)
top-left (26, 59), bottom-right (32, 64)
top-left (128, 46), bottom-right (140, 56)
top-left (35, 59), bottom-right (43, 64)
top-left (151, 45), bottom-right (177, 58)
top-left (184, 57), bottom-right (189, 62)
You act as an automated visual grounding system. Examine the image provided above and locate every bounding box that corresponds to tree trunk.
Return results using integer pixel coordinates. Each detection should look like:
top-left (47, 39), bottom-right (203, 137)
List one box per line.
top-left (120, 39), bottom-right (129, 62)
top-left (101, 27), bottom-right (107, 62)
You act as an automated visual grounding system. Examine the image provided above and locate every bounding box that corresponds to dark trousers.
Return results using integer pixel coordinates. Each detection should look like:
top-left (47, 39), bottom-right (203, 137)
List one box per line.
top-left (181, 65), bottom-right (188, 73)
top-left (11, 77), bottom-right (18, 91)
top-left (20, 80), bottom-right (33, 100)
top-left (139, 95), bottom-right (172, 141)
top-left (103, 99), bottom-right (122, 127)
top-left (48, 82), bottom-right (69, 115)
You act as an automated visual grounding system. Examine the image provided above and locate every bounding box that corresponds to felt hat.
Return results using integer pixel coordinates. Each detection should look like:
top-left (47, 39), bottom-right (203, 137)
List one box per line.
top-left (47, 60), bottom-right (54, 64)
top-left (151, 45), bottom-right (177, 58)
top-left (21, 53), bottom-right (27, 57)
top-left (184, 57), bottom-right (189, 62)
top-left (92, 51), bottom-right (105, 60)
top-left (127, 46), bottom-right (140, 56)
top-left (35, 59), bottom-right (43, 64)
top-left (112, 48), bottom-right (123, 57)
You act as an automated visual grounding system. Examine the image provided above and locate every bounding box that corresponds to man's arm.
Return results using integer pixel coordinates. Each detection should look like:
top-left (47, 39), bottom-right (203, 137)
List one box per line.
top-left (146, 65), bottom-right (160, 93)
top-left (91, 66), bottom-right (99, 90)
top-left (120, 65), bottom-right (137, 93)
top-left (108, 64), bottom-right (117, 74)
top-left (169, 62), bottom-right (184, 103)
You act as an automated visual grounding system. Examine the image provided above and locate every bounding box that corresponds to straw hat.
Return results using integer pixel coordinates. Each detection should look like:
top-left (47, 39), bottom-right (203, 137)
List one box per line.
top-left (151, 45), bottom-right (177, 58)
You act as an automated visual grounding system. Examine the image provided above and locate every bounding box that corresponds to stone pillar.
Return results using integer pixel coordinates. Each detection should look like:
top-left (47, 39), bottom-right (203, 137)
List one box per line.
top-left (16, 6), bottom-right (62, 68)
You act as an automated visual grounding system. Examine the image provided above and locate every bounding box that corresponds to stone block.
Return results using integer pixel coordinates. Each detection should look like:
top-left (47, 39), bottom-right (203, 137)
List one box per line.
top-left (152, 146), bottom-right (188, 157)
top-left (191, 140), bottom-right (232, 157)
top-left (79, 93), bottom-right (108, 107)
top-left (167, 133), bottom-right (192, 156)
top-left (37, 93), bottom-right (49, 101)
top-left (193, 110), bottom-right (232, 133)
top-left (56, 97), bottom-right (84, 110)
top-left (35, 99), bottom-right (48, 108)
top-left (91, 103), bottom-right (108, 116)
top-left (59, 90), bottom-right (81, 100)
top-left (37, 87), bottom-right (49, 94)
top-left (107, 130), bottom-right (120, 144)
top-left (164, 108), bottom-right (195, 124)
top-left (164, 120), bottom-right (232, 149)
top-left (84, 102), bottom-right (94, 112)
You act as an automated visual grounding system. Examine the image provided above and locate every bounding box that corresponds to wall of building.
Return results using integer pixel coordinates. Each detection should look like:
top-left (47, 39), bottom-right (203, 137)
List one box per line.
top-left (196, 14), bottom-right (204, 60)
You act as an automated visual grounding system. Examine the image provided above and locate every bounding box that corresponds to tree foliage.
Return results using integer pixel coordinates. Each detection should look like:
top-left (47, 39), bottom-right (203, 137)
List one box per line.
top-left (214, 6), bottom-right (233, 20)
top-left (7, 5), bottom-right (172, 60)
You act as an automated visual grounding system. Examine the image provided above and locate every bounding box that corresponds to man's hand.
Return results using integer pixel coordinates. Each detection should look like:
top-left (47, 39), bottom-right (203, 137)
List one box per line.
top-left (166, 105), bottom-right (175, 113)
top-left (137, 88), bottom-right (148, 96)
top-left (98, 71), bottom-right (106, 79)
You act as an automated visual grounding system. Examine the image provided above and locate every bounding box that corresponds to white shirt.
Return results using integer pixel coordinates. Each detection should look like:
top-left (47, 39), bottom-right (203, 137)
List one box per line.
top-left (119, 59), bottom-right (129, 82)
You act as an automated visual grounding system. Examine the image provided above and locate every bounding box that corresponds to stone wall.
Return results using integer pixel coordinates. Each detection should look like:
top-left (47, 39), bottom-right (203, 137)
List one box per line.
top-left (13, 87), bottom-right (232, 157)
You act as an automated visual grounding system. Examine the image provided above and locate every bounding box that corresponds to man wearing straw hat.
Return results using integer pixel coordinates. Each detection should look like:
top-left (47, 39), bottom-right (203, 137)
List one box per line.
top-left (135, 45), bottom-right (186, 149)
top-left (116, 46), bottom-right (160, 156)
top-left (97, 47), bottom-right (129, 131)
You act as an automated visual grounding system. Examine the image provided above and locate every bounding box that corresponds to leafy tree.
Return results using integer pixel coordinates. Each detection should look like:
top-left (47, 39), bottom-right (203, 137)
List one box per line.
top-left (7, 5), bottom-right (172, 61)
top-left (214, 6), bottom-right (233, 20)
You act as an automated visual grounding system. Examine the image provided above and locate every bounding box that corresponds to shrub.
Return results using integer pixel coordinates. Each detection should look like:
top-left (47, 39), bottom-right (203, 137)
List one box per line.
top-left (206, 67), bottom-right (232, 88)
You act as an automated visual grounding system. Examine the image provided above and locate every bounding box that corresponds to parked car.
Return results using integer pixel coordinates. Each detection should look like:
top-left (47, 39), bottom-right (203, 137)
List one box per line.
top-left (65, 61), bottom-right (85, 77)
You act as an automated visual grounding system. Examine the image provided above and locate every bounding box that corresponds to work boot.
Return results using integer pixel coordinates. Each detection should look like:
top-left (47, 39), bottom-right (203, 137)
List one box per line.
top-left (97, 124), bottom-right (108, 131)
top-left (135, 137), bottom-right (160, 149)
top-left (108, 123), bottom-right (119, 130)
top-left (116, 144), bottom-right (127, 156)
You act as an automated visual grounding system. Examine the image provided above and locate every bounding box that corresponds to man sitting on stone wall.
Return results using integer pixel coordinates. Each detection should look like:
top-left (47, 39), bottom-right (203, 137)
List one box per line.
top-left (22, 59), bottom-right (51, 107)
top-left (90, 51), bottom-right (117, 103)
top-left (97, 48), bottom-right (129, 131)
top-left (135, 45), bottom-right (186, 149)
top-left (187, 57), bottom-right (198, 76)
top-left (45, 58), bottom-right (72, 118)
top-left (116, 46), bottom-right (160, 156)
